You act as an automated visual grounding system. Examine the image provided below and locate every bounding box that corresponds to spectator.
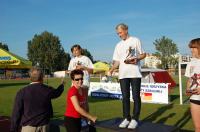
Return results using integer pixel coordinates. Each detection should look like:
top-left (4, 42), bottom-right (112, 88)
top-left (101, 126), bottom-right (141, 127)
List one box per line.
top-left (10, 67), bottom-right (64, 132)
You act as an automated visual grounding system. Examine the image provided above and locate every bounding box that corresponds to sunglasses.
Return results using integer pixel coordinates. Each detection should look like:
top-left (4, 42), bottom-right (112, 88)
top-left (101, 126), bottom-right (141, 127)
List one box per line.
top-left (74, 78), bottom-right (83, 81)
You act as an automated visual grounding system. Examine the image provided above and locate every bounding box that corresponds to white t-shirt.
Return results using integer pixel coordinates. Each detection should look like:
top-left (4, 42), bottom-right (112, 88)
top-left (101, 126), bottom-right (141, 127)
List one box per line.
top-left (68, 55), bottom-right (93, 87)
top-left (185, 58), bottom-right (200, 101)
top-left (113, 36), bottom-right (145, 79)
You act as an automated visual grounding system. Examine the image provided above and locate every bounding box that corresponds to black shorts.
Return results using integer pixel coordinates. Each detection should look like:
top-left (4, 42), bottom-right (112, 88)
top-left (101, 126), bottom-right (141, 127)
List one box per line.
top-left (190, 99), bottom-right (200, 105)
top-left (64, 116), bottom-right (81, 132)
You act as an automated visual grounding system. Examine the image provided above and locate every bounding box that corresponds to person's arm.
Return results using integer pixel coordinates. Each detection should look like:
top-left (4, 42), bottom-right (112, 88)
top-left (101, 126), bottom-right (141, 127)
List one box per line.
top-left (186, 78), bottom-right (193, 96)
top-left (84, 66), bottom-right (93, 74)
top-left (76, 65), bottom-right (93, 74)
top-left (137, 53), bottom-right (146, 61)
top-left (65, 70), bottom-right (71, 74)
top-left (109, 60), bottom-right (120, 75)
top-left (50, 79), bottom-right (64, 99)
top-left (192, 87), bottom-right (200, 95)
top-left (10, 91), bottom-right (23, 132)
top-left (71, 95), bottom-right (97, 123)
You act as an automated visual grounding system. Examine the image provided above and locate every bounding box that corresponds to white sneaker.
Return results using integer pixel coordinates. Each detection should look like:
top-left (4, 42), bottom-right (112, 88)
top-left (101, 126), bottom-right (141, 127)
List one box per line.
top-left (127, 119), bottom-right (138, 129)
top-left (119, 119), bottom-right (130, 128)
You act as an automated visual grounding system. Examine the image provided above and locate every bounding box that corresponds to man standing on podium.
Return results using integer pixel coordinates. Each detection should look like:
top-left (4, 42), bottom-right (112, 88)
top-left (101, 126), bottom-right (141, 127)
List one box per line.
top-left (109, 23), bottom-right (146, 129)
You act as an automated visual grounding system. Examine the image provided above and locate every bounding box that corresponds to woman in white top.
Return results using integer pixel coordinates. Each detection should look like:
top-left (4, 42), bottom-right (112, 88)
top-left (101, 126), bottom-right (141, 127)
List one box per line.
top-left (67, 44), bottom-right (93, 113)
top-left (185, 38), bottom-right (200, 132)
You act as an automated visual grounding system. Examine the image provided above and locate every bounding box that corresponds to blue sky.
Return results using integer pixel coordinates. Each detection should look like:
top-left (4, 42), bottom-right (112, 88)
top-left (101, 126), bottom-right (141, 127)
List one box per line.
top-left (1, 0), bottom-right (200, 62)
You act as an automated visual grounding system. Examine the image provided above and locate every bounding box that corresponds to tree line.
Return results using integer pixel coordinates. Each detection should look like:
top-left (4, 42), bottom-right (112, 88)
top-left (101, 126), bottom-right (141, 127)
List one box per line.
top-left (1, 31), bottom-right (179, 73)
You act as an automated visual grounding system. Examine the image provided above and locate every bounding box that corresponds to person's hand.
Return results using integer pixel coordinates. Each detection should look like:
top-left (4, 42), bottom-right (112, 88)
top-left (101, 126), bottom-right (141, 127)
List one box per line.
top-left (185, 88), bottom-right (193, 96)
top-left (124, 57), bottom-right (138, 64)
top-left (107, 70), bottom-right (112, 76)
top-left (90, 116), bottom-right (97, 123)
top-left (107, 71), bottom-right (111, 76)
top-left (191, 88), bottom-right (200, 95)
top-left (76, 65), bottom-right (85, 70)
top-left (129, 58), bottom-right (138, 64)
top-left (65, 70), bottom-right (70, 74)
top-left (61, 78), bottom-right (66, 85)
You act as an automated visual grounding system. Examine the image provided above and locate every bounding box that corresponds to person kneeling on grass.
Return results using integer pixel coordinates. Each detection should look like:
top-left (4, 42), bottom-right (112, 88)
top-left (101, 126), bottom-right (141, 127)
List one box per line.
top-left (64, 69), bottom-right (97, 132)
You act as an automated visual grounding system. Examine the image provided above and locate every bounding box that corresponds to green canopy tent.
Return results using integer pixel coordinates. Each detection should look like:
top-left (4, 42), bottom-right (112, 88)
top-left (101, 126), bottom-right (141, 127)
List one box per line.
top-left (0, 48), bottom-right (32, 78)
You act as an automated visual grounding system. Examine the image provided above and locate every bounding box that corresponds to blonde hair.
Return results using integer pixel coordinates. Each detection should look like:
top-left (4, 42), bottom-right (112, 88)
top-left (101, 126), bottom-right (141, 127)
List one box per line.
top-left (189, 38), bottom-right (200, 55)
top-left (29, 67), bottom-right (43, 82)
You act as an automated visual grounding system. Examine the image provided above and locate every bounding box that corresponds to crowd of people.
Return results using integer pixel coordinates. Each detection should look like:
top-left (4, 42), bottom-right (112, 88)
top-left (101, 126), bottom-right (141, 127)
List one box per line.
top-left (10, 23), bottom-right (200, 132)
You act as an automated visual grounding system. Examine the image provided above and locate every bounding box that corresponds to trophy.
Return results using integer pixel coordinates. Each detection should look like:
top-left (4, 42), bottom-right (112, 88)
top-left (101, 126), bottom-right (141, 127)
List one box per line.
top-left (187, 73), bottom-right (198, 93)
top-left (124, 46), bottom-right (137, 64)
top-left (77, 61), bottom-right (81, 65)
top-left (76, 61), bottom-right (82, 69)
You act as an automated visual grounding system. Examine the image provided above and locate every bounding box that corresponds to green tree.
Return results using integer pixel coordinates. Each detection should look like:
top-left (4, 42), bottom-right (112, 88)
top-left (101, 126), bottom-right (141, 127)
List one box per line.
top-left (82, 48), bottom-right (94, 63)
top-left (0, 42), bottom-right (9, 51)
top-left (27, 31), bottom-right (71, 73)
top-left (153, 36), bottom-right (178, 69)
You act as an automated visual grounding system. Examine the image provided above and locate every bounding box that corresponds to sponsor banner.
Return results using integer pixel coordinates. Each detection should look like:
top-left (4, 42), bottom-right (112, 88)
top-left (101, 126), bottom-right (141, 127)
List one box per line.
top-left (0, 56), bottom-right (19, 65)
top-left (89, 82), bottom-right (168, 104)
top-left (140, 83), bottom-right (168, 104)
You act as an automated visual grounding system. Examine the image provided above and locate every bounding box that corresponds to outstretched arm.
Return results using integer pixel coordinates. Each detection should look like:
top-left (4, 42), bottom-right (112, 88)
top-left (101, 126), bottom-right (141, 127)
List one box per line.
top-left (109, 60), bottom-right (120, 75)
top-left (75, 65), bottom-right (93, 74)
top-left (50, 79), bottom-right (64, 99)
top-left (71, 95), bottom-right (97, 123)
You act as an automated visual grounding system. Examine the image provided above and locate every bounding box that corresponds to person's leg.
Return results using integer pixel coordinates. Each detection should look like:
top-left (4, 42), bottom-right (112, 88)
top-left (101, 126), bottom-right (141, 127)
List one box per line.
top-left (190, 102), bottom-right (200, 132)
top-left (21, 126), bottom-right (36, 132)
top-left (64, 116), bottom-right (81, 132)
top-left (119, 78), bottom-right (131, 120)
top-left (39, 124), bottom-right (49, 132)
top-left (21, 125), bottom-right (49, 132)
top-left (130, 78), bottom-right (141, 121)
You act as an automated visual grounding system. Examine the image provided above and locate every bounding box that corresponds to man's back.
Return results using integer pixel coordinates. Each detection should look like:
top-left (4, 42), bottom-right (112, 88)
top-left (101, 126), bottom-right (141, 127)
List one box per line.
top-left (21, 83), bottom-right (54, 126)
top-left (10, 82), bottom-right (64, 132)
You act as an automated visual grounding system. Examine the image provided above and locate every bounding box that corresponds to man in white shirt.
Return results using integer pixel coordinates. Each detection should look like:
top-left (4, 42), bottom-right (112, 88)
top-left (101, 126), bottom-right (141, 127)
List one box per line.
top-left (109, 23), bottom-right (146, 129)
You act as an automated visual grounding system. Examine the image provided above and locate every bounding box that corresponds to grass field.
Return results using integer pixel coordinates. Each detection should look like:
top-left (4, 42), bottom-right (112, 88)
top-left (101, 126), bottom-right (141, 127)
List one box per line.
top-left (0, 76), bottom-right (194, 131)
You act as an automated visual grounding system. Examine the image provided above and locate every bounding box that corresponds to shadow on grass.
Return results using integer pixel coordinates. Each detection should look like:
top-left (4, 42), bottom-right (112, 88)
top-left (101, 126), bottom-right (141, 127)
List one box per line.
top-left (180, 130), bottom-right (193, 132)
top-left (156, 113), bottom-right (176, 123)
top-left (169, 95), bottom-right (179, 102)
top-left (174, 108), bottom-right (191, 130)
top-left (0, 82), bottom-right (29, 88)
top-left (143, 103), bottom-right (174, 122)
top-left (143, 104), bottom-right (192, 131)
top-left (169, 94), bottom-right (190, 105)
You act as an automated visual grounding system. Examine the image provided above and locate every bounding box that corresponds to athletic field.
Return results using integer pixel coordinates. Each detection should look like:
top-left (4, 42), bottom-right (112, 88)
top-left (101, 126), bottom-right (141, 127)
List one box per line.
top-left (0, 76), bottom-right (193, 131)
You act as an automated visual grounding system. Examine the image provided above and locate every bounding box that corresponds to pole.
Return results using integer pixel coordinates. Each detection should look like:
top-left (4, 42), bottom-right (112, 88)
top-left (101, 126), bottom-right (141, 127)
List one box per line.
top-left (178, 55), bottom-right (183, 105)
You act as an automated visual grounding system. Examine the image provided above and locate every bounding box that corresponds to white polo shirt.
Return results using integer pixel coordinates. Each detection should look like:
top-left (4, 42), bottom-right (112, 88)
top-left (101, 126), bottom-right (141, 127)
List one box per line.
top-left (113, 36), bottom-right (145, 79)
top-left (185, 58), bottom-right (200, 101)
top-left (68, 55), bottom-right (93, 87)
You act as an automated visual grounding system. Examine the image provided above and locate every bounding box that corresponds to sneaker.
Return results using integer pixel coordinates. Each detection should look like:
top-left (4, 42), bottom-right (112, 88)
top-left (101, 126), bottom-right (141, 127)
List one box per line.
top-left (119, 118), bottom-right (130, 128)
top-left (127, 119), bottom-right (138, 129)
